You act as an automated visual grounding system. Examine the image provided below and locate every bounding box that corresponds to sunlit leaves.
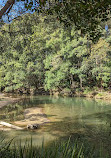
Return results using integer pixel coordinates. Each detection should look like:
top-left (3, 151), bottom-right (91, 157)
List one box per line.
top-left (0, 12), bottom-right (111, 93)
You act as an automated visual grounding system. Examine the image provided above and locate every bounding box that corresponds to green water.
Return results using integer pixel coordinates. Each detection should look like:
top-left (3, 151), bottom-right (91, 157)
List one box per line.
top-left (0, 95), bottom-right (111, 149)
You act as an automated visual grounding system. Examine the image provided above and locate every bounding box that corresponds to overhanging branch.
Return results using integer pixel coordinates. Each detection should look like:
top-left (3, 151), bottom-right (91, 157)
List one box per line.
top-left (0, 0), bottom-right (15, 19)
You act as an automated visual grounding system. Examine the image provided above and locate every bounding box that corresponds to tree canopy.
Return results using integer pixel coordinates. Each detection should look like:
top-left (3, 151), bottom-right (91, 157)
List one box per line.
top-left (0, 1), bottom-right (111, 95)
top-left (0, 0), bottom-right (111, 39)
top-left (0, 13), bottom-right (111, 94)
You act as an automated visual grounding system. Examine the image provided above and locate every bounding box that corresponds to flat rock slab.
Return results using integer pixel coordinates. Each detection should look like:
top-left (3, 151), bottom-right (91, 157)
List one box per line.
top-left (14, 107), bottom-right (50, 127)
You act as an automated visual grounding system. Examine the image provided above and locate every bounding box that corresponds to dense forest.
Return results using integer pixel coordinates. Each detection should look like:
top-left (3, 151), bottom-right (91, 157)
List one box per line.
top-left (0, 13), bottom-right (111, 96)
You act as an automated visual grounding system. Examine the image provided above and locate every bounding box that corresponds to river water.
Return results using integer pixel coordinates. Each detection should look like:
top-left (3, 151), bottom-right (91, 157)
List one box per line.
top-left (0, 95), bottom-right (111, 151)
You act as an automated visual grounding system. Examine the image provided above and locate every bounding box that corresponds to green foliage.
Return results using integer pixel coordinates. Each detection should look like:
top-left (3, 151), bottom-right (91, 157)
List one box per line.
top-left (2, 0), bottom-right (110, 40)
top-left (0, 13), bottom-right (52, 92)
top-left (0, 13), bottom-right (111, 94)
top-left (83, 87), bottom-right (92, 95)
top-left (44, 28), bottom-right (88, 91)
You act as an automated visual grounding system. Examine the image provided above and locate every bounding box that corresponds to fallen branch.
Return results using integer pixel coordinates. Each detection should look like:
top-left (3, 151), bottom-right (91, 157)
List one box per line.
top-left (0, 121), bottom-right (23, 130)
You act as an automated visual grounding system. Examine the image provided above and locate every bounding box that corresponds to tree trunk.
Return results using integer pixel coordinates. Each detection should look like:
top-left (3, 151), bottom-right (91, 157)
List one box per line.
top-left (80, 77), bottom-right (83, 89)
top-left (0, 0), bottom-right (15, 19)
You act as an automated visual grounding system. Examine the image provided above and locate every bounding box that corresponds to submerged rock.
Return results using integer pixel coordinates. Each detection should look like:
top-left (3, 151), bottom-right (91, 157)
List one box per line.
top-left (27, 124), bottom-right (40, 130)
top-left (14, 107), bottom-right (50, 129)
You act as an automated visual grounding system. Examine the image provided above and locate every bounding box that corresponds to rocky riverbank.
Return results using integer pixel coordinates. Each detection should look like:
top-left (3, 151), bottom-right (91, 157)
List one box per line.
top-left (52, 89), bottom-right (111, 101)
top-left (81, 91), bottom-right (111, 101)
